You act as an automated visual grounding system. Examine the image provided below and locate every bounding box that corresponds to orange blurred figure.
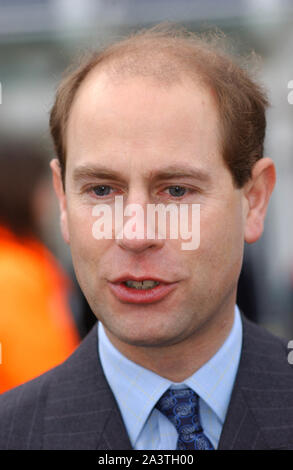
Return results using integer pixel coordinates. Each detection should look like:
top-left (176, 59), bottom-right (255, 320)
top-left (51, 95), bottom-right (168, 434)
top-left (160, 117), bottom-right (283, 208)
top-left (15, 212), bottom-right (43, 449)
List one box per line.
top-left (0, 141), bottom-right (80, 393)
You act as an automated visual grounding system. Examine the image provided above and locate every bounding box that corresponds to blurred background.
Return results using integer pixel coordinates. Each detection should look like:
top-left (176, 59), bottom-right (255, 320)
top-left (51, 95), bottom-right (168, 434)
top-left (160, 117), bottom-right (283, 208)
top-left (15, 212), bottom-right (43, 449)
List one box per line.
top-left (0, 0), bottom-right (293, 391)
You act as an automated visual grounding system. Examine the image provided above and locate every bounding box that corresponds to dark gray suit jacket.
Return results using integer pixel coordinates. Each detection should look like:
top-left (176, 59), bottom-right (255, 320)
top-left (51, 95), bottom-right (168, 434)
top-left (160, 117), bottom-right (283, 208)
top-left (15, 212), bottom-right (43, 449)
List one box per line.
top-left (0, 315), bottom-right (293, 450)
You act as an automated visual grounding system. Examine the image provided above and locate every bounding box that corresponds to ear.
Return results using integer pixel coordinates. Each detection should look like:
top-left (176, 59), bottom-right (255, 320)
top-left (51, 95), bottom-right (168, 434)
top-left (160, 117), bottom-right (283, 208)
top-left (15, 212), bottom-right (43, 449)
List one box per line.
top-left (243, 157), bottom-right (276, 244)
top-left (50, 158), bottom-right (70, 244)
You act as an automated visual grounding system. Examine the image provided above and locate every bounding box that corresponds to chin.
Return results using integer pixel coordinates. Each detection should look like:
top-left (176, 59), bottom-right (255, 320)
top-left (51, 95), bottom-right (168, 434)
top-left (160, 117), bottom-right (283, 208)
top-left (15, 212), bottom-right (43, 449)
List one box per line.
top-left (110, 324), bottom-right (184, 348)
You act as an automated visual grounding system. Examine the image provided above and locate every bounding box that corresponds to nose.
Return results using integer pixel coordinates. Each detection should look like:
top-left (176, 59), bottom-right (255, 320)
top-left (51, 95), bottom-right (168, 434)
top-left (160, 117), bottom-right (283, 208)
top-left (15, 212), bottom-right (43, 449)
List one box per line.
top-left (114, 195), bottom-right (165, 254)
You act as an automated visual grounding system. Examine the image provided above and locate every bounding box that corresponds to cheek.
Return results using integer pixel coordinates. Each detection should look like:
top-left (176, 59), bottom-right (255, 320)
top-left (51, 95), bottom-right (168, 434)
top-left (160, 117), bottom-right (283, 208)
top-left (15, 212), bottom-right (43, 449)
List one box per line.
top-left (195, 200), bottom-right (244, 271)
top-left (67, 205), bottom-right (110, 270)
top-left (68, 207), bottom-right (92, 247)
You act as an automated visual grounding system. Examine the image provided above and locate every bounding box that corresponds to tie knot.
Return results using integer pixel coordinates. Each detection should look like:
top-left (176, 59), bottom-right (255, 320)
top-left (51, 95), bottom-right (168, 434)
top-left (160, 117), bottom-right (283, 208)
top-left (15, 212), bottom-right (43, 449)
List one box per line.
top-left (155, 387), bottom-right (214, 450)
top-left (156, 388), bottom-right (200, 428)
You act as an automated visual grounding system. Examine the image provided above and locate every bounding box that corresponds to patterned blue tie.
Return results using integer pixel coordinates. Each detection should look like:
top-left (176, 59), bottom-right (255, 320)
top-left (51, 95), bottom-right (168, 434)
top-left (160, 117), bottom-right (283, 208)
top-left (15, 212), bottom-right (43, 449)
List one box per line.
top-left (156, 388), bottom-right (214, 450)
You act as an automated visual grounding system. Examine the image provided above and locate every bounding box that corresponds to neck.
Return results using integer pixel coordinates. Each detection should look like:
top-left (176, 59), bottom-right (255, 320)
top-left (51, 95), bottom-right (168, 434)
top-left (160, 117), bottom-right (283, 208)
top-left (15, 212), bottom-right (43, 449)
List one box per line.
top-left (104, 304), bottom-right (235, 382)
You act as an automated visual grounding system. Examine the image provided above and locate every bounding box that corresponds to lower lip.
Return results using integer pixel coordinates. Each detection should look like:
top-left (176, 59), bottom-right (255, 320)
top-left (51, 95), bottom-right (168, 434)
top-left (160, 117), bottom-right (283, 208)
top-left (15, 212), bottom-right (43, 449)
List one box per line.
top-left (108, 282), bottom-right (177, 304)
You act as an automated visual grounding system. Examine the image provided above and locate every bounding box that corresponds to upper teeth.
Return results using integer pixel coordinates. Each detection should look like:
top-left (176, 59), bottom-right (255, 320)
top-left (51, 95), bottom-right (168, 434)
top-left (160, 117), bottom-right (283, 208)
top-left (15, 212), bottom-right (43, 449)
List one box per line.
top-left (125, 280), bottom-right (160, 289)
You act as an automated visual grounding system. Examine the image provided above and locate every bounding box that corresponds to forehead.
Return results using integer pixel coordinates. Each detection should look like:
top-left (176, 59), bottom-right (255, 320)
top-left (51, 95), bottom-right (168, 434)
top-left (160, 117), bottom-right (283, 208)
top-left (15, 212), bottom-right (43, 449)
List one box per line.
top-left (66, 70), bottom-right (222, 177)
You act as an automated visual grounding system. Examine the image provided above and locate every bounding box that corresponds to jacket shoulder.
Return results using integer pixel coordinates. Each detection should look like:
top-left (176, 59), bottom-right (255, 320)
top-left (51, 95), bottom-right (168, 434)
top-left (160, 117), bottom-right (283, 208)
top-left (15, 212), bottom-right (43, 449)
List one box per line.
top-left (0, 325), bottom-right (99, 450)
top-left (0, 367), bottom-right (55, 449)
top-left (241, 314), bottom-right (291, 369)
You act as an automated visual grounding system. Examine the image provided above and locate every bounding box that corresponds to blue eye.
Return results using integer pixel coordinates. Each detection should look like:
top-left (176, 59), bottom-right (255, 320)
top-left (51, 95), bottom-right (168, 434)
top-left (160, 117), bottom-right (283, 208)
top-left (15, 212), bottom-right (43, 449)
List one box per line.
top-left (168, 186), bottom-right (187, 197)
top-left (93, 185), bottom-right (112, 196)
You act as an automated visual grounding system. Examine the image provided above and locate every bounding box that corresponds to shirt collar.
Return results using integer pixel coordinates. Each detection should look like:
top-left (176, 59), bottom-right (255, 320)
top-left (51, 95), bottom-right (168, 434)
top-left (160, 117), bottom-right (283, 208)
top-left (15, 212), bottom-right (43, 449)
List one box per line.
top-left (98, 305), bottom-right (242, 446)
top-left (184, 306), bottom-right (242, 423)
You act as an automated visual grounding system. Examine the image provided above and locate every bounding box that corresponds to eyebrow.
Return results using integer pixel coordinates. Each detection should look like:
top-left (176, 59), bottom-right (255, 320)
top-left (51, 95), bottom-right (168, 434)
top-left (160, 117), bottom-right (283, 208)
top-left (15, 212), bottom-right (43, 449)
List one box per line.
top-left (72, 163), bottom-right (211, 184)
top-left (73, 165), bottom-right (125, 183)
top-left (150, 165), bottom-right (211, 183)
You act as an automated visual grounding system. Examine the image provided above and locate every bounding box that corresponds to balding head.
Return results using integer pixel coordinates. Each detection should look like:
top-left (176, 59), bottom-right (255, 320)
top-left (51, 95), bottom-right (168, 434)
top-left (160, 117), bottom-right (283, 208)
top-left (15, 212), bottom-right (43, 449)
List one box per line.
top-left (50, 23), bottom-right (268, 188)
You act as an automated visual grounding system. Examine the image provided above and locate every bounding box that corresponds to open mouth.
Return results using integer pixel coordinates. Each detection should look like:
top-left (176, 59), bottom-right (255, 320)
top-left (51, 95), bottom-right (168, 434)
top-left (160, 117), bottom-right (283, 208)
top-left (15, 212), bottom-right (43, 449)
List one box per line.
top-left (108, 277), bottom-right (177, 304)
top-left (123, 279), bottom-right (160, 290)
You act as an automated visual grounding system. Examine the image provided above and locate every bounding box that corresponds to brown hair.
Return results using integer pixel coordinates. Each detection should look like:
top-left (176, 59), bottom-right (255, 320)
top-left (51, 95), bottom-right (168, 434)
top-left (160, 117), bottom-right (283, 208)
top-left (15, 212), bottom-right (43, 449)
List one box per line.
top-left (49, 24), bottom-right (269, 188)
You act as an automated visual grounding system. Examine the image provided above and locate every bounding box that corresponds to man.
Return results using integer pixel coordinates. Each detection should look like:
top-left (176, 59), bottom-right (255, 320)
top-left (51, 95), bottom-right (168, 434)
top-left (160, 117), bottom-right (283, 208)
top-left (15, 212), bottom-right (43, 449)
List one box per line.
top-left (0, 25), bottom-right (292, 450)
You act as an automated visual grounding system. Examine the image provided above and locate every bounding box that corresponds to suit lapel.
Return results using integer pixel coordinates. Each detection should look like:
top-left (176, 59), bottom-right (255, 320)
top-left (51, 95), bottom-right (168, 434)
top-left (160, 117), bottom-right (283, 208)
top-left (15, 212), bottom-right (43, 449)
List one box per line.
top-left (218, 377), bottom-right (267, 449)
top-left (43, 324), bottom-right (132, 450)
top-left (219, 315), bottom-right (293, 450)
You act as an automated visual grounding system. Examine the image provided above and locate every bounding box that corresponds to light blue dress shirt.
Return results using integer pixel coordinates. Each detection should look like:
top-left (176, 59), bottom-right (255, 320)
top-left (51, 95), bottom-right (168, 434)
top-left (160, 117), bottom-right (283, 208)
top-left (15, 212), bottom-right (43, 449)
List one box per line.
top-left (98, 305), bottom-right (242, 450)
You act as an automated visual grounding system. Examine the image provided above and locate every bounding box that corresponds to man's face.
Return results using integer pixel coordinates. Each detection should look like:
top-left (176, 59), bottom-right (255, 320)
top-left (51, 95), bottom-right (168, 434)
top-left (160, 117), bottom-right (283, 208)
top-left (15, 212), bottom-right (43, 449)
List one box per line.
top-left (56, 72), bottom-right (248, 349)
